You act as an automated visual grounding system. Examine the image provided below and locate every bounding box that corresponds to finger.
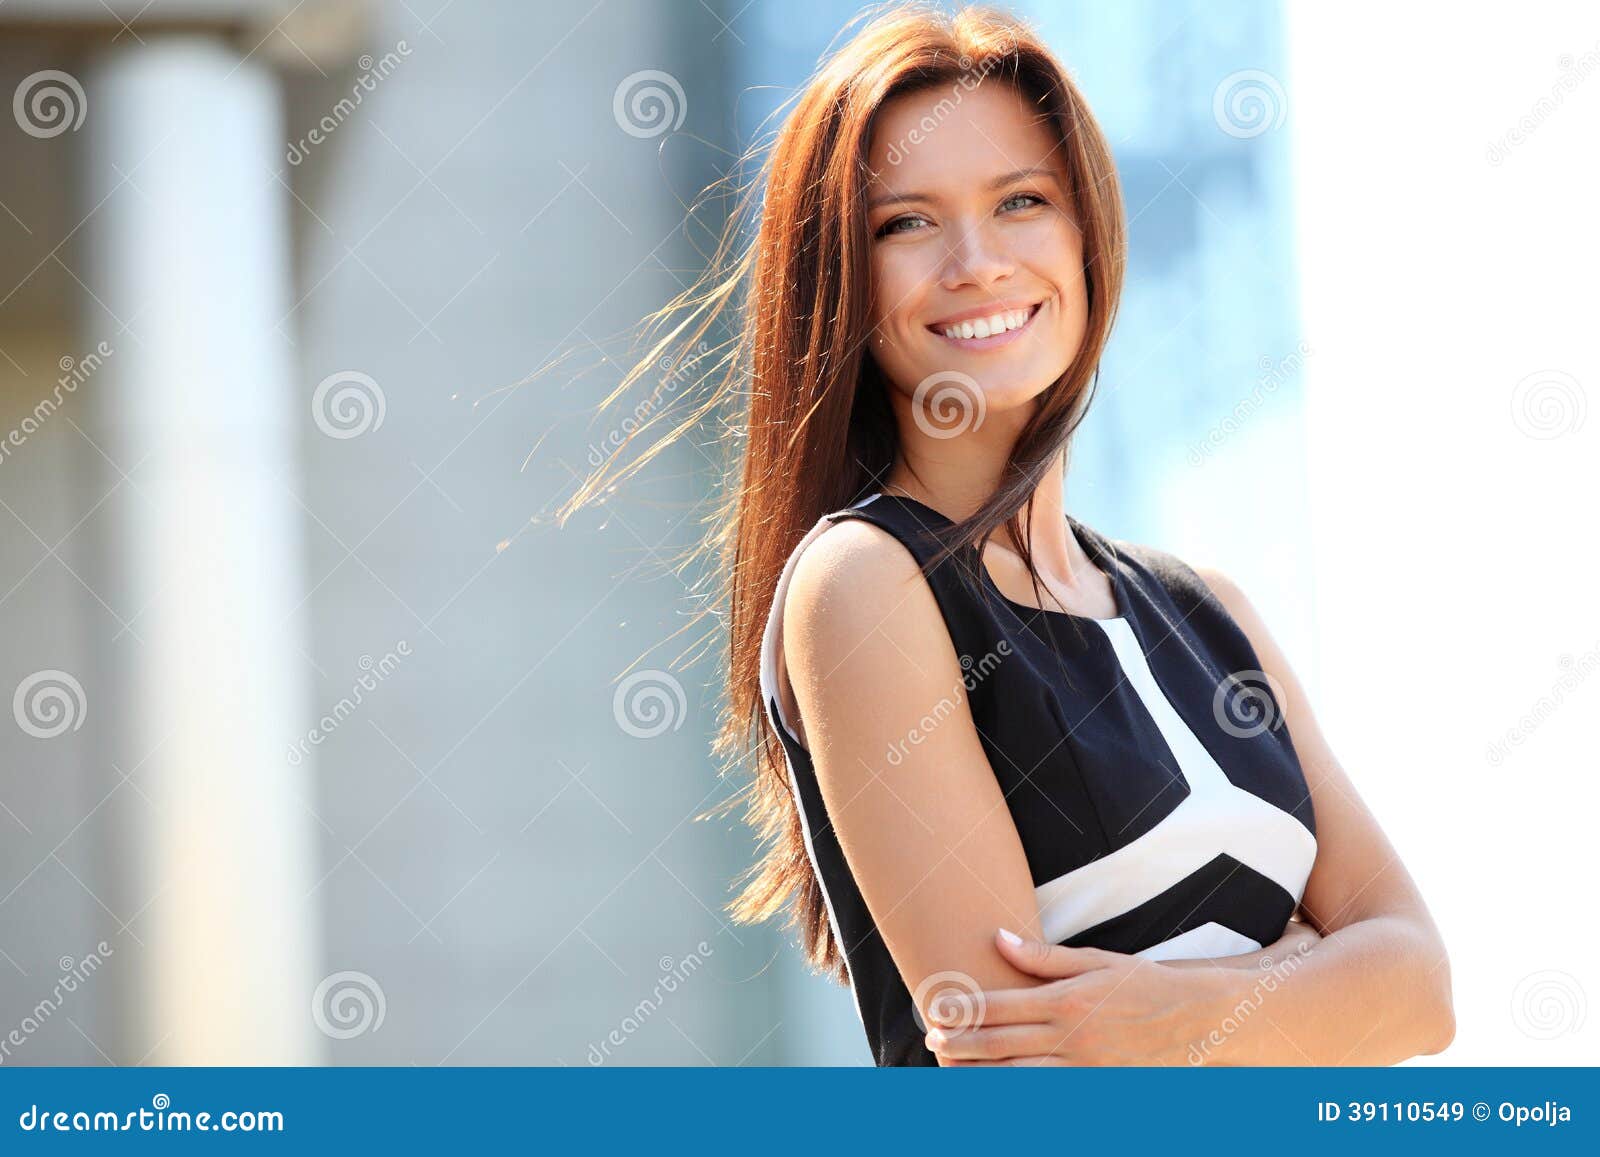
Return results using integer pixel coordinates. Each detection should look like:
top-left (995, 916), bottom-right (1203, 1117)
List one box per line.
top-left (927, 1023), bottom-right (1059, 1061)
top-left (995, 928), bottom-right (1113, 980)
top-left (960, 983), bottom-right (1065, 1026)
top-left (942, 1054), bottom-right (1071, 1067)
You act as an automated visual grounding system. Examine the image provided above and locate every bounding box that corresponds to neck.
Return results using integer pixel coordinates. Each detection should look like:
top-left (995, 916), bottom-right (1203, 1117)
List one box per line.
top-left (881, 439), bottom-right (1075, 577)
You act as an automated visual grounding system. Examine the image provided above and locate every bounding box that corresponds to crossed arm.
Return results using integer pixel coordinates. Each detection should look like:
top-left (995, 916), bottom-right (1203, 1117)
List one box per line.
top-left (780, 519), bottom-right (1455, 1066)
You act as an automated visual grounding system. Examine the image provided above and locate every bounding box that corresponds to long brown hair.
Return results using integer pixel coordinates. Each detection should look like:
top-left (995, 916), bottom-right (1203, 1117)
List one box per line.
top-left (559, 1), bottom-right (1126, 981)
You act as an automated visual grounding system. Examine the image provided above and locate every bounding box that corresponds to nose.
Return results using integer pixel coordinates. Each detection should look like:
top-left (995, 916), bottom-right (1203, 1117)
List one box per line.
top-left (939, 218), bottom-right (1015, 290)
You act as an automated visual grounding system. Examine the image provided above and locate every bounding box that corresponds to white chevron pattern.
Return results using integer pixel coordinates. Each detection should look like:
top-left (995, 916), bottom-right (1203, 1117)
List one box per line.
top-left (1034, 616), bottom-right (1318, 948)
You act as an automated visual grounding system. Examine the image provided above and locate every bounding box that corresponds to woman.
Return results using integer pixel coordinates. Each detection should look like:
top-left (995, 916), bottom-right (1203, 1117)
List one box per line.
top-left (567, 3), bottom-right (1454, 1066)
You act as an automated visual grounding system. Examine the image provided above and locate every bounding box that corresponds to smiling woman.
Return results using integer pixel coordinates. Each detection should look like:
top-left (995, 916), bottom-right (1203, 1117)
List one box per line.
top-left (560, 1), bottom-right (1454, 1068)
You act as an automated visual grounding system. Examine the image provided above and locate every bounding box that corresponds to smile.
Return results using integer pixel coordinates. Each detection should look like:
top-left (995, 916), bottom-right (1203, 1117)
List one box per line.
top-left (926, 301), bottom-right (1043, 350)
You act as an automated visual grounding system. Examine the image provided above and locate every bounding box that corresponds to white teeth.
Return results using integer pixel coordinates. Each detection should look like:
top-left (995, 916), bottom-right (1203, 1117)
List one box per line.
top-left (941, 305), bottom-right (1033, 341)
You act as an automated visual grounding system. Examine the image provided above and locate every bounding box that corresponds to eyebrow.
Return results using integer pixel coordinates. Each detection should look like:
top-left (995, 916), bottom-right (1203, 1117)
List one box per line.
top-left (865, 165), bottom-right (1063, 212)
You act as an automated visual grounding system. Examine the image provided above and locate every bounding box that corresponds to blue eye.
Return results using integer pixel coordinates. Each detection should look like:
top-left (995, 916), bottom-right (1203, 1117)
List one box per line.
top-left (1001, 192), bottom-right (1047, 212)
top-left (877, 215), bottom-right (928, 237)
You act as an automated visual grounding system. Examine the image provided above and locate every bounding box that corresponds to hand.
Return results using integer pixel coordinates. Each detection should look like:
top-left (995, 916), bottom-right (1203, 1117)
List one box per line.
top-left (923, 929), bottom-right (1235, 1066)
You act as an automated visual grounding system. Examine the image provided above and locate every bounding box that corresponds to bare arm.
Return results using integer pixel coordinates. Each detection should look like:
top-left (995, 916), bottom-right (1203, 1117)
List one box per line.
top-left (1159, 910), bottom-right (1323, 971)
top-left (781, 519), bottom-right (1048, 1057)
top-left (1187, 565), bottom-right (1456, 1063)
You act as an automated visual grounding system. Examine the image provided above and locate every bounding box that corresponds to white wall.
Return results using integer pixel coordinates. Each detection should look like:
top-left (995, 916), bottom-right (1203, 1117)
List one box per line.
top-left (1290, 0), bottom-right (1600, 1063)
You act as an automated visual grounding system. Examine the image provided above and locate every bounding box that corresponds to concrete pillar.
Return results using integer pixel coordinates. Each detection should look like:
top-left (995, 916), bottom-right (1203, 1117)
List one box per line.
top-left (82, 36), bottom-right (320, 1063)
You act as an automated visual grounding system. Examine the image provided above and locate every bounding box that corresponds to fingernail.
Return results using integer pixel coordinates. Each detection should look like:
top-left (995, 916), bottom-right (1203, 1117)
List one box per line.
top-left (998, 927), bottom-right (1023, 946)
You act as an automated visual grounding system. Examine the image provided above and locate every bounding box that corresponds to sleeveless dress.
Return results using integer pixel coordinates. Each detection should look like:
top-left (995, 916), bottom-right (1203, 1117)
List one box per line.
top-left (758, 491), bottom-right (1319, 1066)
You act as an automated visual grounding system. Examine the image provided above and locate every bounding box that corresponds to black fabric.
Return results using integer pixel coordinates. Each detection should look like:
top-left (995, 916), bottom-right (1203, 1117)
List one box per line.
top-left (766, 493), bottom-right (1317, 1066)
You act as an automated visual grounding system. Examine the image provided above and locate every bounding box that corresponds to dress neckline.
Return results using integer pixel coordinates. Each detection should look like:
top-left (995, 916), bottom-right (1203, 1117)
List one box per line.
top-left (864, 491), bottom-right (1129, 626)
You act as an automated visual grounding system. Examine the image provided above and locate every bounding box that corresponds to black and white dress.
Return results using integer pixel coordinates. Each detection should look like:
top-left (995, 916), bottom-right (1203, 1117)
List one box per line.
top-left (758, 492), bottom-right (1318, 1066)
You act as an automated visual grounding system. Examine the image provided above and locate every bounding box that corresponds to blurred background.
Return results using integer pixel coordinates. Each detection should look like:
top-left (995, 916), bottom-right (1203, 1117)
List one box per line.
top-left (0, 0), bottom-right (1594, 1066)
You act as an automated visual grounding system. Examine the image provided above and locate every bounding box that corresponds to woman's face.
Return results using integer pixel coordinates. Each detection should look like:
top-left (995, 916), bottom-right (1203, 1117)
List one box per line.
top-left (863, 81), bottom-right (1087, 434)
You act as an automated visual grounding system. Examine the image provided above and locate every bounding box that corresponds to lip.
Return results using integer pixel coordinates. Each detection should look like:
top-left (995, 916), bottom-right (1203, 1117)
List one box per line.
top-left (926, 300), bottom-right (1043, 351)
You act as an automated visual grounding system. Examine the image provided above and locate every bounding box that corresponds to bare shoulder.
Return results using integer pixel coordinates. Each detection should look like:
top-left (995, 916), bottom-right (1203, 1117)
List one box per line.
top-left (783, 516), bottom-right (940, 660)
top-left (781, 515), bottom-right (962, 751)
top-left (1189, 562), bottom-right (1285, 670)
top-left (1189, 563), bottom-right (1254, 624)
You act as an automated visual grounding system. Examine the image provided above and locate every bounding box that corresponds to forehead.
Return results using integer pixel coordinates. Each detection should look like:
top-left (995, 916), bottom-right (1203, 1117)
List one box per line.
top-left (864, 79), bottom-right (1064, 197)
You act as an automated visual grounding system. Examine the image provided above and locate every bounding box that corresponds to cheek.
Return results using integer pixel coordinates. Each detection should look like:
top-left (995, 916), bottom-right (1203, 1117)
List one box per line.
top-left (1033, 222), bottom-right (1087, 299)
top-left (868, 250), bottom-right (929, 338)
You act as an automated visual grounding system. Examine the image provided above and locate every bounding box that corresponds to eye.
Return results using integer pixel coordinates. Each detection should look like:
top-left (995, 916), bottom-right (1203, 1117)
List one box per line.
top-left (1000, 191), bottom-right (1048, 213)
top-left (875, 214), bottom-right (929, 238)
